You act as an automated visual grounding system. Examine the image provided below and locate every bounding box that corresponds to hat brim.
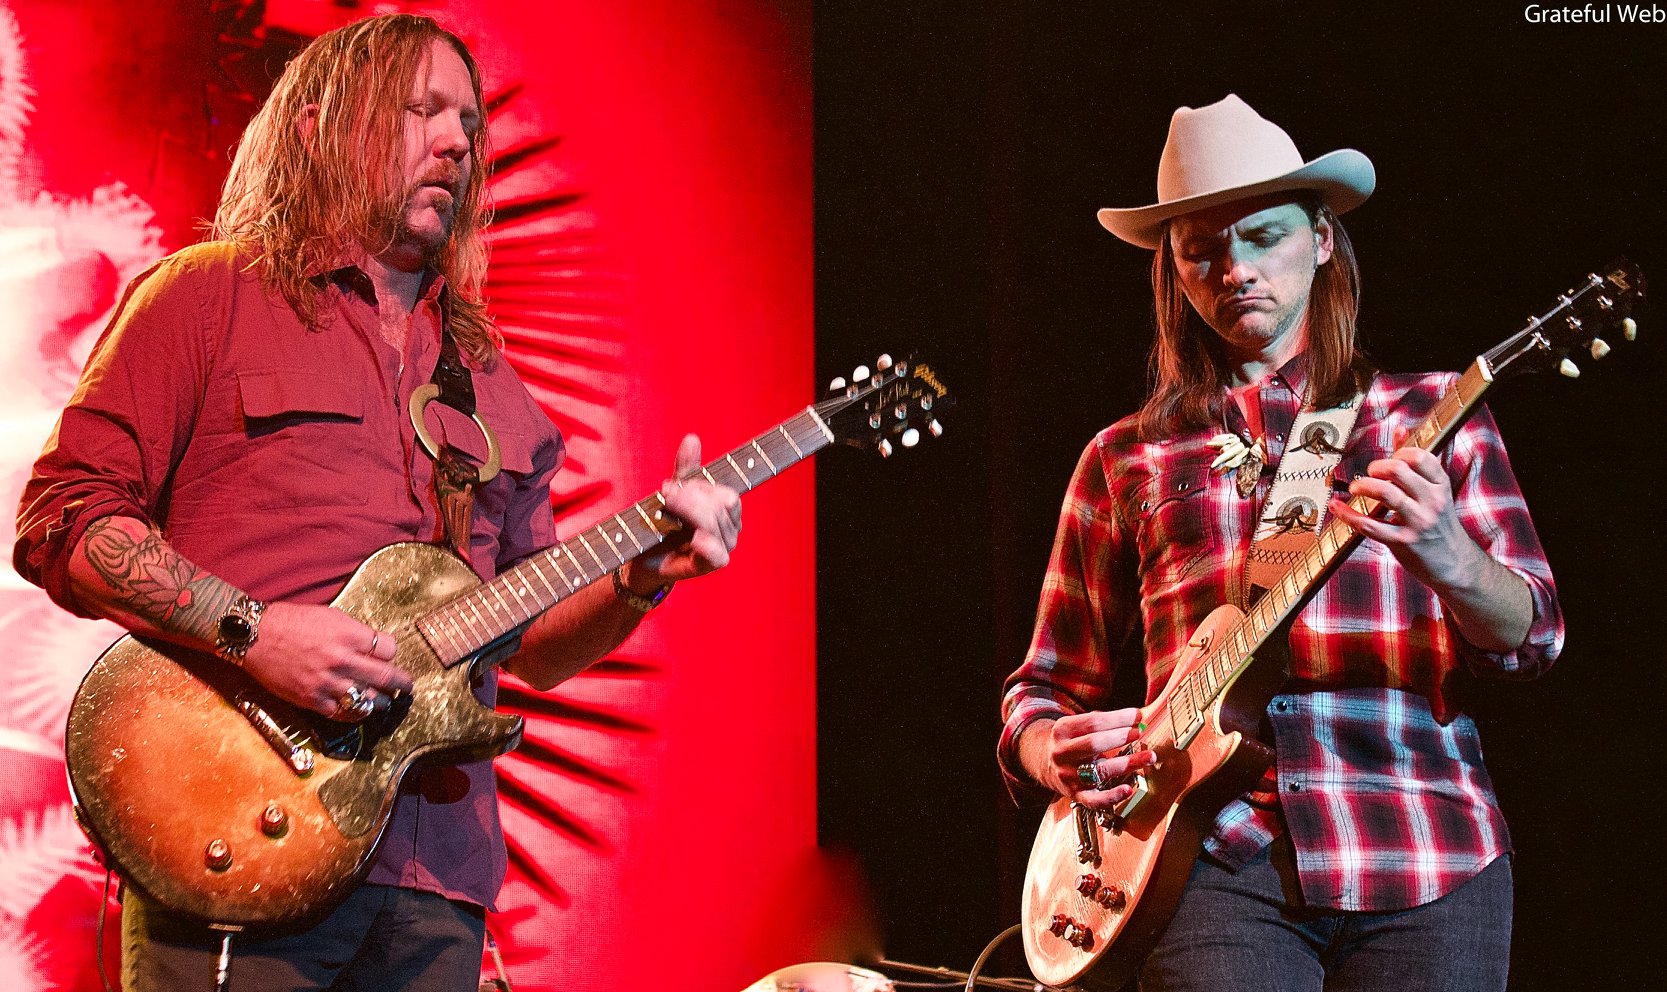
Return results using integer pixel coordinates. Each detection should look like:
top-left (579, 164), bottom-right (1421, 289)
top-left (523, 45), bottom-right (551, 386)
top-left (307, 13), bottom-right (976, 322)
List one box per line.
top-left (1096, 149), bottom-right (1376, 250)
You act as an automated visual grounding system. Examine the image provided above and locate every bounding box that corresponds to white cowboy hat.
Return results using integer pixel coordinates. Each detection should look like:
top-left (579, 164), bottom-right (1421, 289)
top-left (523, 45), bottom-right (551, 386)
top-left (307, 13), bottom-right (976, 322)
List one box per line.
top-left (1096, 94), bottom-right (1376, 250)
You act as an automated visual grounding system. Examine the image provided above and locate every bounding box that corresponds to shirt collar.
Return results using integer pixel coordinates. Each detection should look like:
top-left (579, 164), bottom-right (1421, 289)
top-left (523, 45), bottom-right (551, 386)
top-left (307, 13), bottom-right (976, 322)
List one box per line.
top-left (308, 251), bottom-right (448, 306)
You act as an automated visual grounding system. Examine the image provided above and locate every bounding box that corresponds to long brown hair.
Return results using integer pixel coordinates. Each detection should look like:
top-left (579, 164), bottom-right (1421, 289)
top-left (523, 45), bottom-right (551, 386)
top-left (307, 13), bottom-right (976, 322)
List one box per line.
top-left (1136, 197), bottom-right (1371, 439)
top-left (212, 14), bottom-right (501, 365)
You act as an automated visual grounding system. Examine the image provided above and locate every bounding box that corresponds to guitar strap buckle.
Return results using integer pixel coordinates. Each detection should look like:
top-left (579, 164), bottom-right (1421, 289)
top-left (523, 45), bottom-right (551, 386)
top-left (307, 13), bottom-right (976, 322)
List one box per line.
top-left (408, 313), bottom-right (498, 562)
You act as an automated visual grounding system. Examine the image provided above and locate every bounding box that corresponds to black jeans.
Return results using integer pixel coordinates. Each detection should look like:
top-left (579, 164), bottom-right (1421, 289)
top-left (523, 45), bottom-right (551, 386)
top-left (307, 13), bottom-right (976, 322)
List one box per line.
top-left (122, 883), bottom-right (487, 992)
top-left (1141, 840), bottom-right (1513, 992)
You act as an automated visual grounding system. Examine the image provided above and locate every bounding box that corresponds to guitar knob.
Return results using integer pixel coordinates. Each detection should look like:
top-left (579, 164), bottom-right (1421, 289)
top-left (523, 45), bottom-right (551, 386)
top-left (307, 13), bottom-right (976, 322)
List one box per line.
top-left (204, 838), bottom-right (233, 872)
top-left (1096, 884), bottom-right (1127, 909)
top-left (1589, 338), bottom-right (1611, 360)
top-left (260, 802), bottom-right (289, 838)
top-left (1557, 359), bottom-right (1580, 378)
top-left (1623, 317), bottom-right (1638, 341)
top-left (1050, 914), bottom-right (1070, 937)
top-left (1077, 873), bottom-right (1101, 896)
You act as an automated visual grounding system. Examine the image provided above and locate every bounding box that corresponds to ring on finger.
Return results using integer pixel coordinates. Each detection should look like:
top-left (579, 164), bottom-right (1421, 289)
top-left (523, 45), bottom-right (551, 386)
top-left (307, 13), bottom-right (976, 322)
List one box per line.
top-left (1075, 760), bottom-right (1099, 788)
top-left (369, 631), bottom-right (381, 654)
top-left (336, 684), bottom-right (373, 721)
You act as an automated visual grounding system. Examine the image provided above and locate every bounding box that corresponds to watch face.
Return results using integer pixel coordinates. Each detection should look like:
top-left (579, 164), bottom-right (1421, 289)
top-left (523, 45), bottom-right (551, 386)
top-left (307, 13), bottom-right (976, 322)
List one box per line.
top-left (218, 613), bottom-right (253, 645)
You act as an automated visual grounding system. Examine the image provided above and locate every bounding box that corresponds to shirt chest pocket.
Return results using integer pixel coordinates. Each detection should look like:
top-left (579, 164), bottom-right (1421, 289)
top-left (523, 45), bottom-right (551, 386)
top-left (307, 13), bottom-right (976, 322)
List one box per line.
top-left (233, 369), bottom-right (373, 508)
top-left (1134, 469), bottom-right (1213, 583)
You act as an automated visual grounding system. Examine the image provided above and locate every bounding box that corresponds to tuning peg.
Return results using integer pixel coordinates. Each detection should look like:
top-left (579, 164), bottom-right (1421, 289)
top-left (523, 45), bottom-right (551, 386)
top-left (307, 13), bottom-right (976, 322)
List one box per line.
top-left (894, 403), bottom-right (907, 421)
top-left (1623, 317), bottom-right (1638, 341)
top-left (1557, 358), bottom-right (1581, 378)
top-left (877, 438), bottom-right (893, 458)
top-left (920, 394), bottom-right (934, 412)
top-left (828, 376), bottom-right (847, 392)
top-left (1589, 338), bottom-right (1611, 360)
top-left (853, 364), bottom-right (870, 382)
top-left (902, 428), bottom-right (920, 448)
top-left (929, 418), bottom-right (944, 437)
top-left (876, 354), bottom-right (893, 371)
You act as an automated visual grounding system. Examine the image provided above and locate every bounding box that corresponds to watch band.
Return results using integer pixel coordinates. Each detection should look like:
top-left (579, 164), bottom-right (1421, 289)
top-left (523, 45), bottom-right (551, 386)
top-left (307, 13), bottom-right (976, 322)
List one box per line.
top-left (214, 594), bottom-right (266, 665)
top-left (611, 567), bottom-right (671, 614)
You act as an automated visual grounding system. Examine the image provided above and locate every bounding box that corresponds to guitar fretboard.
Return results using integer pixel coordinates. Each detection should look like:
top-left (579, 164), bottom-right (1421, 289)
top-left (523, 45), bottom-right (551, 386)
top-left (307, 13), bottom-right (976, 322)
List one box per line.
top-left (415, 407), bottom-right (835, 666)
top-left (1166, 361), bottom-right (1496, 743)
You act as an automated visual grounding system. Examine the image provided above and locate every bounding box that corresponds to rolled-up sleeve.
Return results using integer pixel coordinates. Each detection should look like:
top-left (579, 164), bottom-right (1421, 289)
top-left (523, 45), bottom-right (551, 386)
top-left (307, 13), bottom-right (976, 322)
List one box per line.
top-left (1442, 401), bottom-right (1564, 679)
top-left (14, 256), bottom-right (216, 616)
top-left (998, 437), bottom-right (1139, 801)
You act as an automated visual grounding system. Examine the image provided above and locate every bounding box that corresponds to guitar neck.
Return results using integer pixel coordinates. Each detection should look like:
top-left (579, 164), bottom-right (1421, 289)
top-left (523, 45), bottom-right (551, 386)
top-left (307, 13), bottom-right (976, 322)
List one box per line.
top-left (415, 406), bottom-right (836, 666)
top-left (1189, 360), bottom-right (1499, 710)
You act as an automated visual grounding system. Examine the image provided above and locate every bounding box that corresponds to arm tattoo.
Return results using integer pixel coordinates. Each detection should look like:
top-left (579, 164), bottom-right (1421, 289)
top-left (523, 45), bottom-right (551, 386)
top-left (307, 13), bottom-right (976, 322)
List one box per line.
top-left (81, 518), bottom-right (239, 642)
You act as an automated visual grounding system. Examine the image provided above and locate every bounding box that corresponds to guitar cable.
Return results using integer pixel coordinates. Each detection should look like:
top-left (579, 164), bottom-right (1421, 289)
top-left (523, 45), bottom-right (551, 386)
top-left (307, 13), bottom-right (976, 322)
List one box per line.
top-left (961, 924), bottom-right (1029, 992)
top-left (95, 868), bottom-right (115, 992)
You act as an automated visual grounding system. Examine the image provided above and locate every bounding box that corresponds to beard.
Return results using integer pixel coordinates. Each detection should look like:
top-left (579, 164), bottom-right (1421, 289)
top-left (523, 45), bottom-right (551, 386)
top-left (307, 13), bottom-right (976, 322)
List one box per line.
top-left (385, 164), bottom-right (465, 264)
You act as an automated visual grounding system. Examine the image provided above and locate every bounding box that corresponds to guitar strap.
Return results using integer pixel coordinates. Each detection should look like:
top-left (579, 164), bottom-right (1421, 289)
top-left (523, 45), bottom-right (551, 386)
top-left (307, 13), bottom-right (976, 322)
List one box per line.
top-left (1242, 390), bottom-right (1365, 598)
top-left (408, 294), bottom-right (497, 563)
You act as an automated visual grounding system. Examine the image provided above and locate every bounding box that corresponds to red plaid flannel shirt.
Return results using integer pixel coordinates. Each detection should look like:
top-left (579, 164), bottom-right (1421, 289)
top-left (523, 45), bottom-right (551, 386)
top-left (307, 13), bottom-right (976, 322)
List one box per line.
top-left (1000, 359), bottom-right (1563, 911)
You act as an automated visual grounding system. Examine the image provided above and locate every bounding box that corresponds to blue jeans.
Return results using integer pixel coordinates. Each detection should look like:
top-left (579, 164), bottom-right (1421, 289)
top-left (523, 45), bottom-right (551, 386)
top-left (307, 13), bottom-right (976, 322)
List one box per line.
top-left (1140, 839), bottom-right (1513, 992)
top-left (122, 883), bottom-right (486, 992)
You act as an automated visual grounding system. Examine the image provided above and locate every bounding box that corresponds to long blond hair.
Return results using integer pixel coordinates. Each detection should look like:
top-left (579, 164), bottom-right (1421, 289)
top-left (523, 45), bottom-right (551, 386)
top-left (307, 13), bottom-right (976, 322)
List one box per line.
top-left (1137, 198), bottom-right (1371, 439)
top-left (213, 14), bottom-right (500, 365)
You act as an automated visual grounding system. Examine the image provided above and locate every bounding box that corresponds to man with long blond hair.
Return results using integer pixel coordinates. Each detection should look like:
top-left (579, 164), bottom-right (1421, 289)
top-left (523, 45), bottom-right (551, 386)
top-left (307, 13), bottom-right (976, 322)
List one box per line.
top-left (16, 14), bottom-right (742, 990)
top-left (1000, 96), bottom-right (1561, 989)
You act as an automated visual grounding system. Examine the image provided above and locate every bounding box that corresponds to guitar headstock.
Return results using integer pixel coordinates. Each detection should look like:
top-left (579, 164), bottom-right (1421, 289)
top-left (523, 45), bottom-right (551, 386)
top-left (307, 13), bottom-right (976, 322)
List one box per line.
top-left (1485, 260), bottom-right (1646, 379)
top-left (814, 354), bottom-right (952, 457)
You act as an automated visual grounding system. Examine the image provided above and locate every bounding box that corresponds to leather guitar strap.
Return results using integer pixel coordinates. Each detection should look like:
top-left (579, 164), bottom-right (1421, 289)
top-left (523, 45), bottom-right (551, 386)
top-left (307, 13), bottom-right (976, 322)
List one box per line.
top-left (1243, 391), bottom-right (1365, 598)
top-left (429, 314), bottom-right (480, 563)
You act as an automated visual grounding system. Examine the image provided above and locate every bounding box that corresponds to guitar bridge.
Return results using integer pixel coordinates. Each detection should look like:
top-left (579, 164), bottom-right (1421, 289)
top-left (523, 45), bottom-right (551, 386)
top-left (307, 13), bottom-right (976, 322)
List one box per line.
top-left (1072, 802), bottom-right (1101, 866)
top-left (236, 699), bottom-right (314, 776)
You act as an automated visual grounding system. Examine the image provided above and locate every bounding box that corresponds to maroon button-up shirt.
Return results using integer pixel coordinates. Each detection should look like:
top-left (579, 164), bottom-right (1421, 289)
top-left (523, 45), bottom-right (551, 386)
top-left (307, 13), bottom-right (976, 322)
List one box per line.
top-left (15, 241), bottom-right (565, 908)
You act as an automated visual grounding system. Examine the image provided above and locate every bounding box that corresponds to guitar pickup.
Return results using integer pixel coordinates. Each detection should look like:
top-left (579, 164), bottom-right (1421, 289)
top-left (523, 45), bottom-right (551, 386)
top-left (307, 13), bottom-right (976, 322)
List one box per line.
top-left (1111, 772), bottom-right (1150, 822)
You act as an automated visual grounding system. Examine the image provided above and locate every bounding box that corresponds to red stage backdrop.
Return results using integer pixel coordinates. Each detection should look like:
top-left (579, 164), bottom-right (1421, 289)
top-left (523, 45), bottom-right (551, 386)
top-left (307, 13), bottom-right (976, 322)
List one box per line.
top-left (0, 2), bottom-right (828, 990)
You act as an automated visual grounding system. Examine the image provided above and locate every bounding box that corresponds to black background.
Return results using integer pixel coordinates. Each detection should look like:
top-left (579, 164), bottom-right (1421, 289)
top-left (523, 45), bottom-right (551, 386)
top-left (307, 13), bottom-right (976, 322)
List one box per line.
top-left (815, 3), bottom-right (1667, 987)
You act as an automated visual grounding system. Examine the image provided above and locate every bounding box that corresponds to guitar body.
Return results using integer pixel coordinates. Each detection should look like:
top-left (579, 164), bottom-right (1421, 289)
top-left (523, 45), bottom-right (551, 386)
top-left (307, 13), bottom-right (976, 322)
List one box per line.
top-left (1021, 605), bottom-right (1285, 991)
top-left (64, 541), bottom-right (523, 928)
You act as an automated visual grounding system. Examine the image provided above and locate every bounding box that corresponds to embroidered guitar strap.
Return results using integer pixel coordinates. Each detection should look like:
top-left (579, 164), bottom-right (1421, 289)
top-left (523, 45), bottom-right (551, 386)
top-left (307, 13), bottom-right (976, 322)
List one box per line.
top-left (1243, 392), bottom-right (1364, 596)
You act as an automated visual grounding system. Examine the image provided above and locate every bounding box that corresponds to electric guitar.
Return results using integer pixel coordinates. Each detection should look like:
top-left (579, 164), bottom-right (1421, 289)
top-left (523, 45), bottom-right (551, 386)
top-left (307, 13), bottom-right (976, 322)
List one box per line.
top-left (1021, 263), bottom-right (1645, 991)
top-left (64, 355), bottom-right (950, 927)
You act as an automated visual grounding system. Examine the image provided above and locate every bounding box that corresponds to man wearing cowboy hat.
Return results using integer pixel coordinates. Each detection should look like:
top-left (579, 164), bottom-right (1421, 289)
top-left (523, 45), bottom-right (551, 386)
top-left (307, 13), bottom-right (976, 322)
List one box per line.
top-left (1000, 95), bottom-right (1561, 989)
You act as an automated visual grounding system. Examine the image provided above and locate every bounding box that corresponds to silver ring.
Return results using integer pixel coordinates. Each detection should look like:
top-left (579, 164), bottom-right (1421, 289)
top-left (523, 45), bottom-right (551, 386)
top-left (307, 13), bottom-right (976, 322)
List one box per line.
top-left (1075, 760), bottom-right (1099, 788)
top-left (369, 631), bottom-right (381, 654)
top-left (336, 685), bottom-right (373, 721)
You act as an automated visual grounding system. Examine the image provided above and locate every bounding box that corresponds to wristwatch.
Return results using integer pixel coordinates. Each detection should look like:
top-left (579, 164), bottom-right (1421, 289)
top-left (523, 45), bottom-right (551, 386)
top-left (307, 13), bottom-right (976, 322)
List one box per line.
top-left (611, 567), bottom-right (671, 614)
top-left (214, 594), bottom-right (266, 664)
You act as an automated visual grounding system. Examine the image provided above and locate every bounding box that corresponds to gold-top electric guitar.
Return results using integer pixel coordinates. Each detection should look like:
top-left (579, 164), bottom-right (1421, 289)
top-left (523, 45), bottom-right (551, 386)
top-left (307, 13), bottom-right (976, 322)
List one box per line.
top-left (1022, 263), bottom-right (1645, 991)
top-left (65, 355), bottom-right (950, 928)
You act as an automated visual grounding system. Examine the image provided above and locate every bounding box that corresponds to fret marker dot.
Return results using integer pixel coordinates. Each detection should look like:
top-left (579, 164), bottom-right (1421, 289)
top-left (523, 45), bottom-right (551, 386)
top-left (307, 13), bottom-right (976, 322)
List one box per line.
top-left (654, 511), bottom-right (663, 520)
top-left (746, 458), bottom-right (756, 469)
top-left (614, 532), bottom-right (624, 543)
